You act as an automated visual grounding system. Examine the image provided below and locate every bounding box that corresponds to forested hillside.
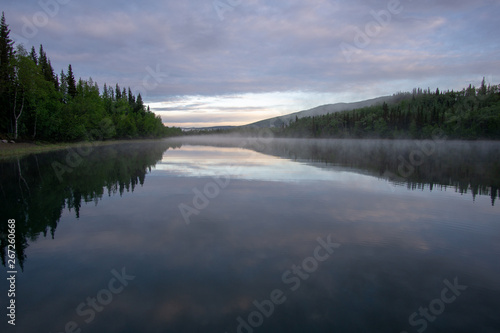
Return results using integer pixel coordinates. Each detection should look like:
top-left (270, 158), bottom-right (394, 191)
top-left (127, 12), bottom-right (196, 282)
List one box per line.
top-left (0, 13), bottom-right (180, 142)
top-left (280, 84), bottom-right (500, 139)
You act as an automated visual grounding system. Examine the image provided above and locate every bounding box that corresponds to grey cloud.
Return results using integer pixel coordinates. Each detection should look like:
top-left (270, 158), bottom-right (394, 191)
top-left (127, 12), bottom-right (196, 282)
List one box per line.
top-left (3, 0), bottom-right (500, 125)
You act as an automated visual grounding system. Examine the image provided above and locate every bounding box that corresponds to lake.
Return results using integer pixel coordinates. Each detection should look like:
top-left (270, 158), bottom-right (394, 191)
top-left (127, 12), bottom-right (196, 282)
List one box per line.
top-left (1, 137), bottom-right (499, 333)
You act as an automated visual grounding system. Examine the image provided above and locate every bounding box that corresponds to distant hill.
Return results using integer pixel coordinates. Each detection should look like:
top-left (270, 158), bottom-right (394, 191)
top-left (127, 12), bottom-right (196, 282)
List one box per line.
top-left (182, 125), bottom-right (236, 132)
top-left (242, 95), bottom-right (397, 128)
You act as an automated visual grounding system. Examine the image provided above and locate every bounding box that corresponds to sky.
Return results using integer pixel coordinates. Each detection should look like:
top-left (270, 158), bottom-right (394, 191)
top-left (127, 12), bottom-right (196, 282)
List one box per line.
top-left (3, 0), bottom-right (500, 128)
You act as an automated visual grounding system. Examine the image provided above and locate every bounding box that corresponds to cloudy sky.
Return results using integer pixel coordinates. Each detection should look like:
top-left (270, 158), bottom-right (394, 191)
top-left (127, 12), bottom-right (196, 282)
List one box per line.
top-left (4, 0), bottom-right (500, 127)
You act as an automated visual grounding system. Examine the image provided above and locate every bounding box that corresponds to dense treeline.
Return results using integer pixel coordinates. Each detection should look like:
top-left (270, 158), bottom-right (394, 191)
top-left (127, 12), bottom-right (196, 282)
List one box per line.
top-left (280, 84), bottom-right (500, 139)
top-left (0, 13), bottom-right (181, 142)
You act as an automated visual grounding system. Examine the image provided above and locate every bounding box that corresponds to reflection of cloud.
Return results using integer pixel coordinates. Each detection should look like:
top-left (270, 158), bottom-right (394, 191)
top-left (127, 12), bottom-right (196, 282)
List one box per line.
top-left (15, 143), bottom-right (500, 332)
top-left (22, 172), bottom-right (500, 331)
top-left (157, 145), bottom-right (389, 186)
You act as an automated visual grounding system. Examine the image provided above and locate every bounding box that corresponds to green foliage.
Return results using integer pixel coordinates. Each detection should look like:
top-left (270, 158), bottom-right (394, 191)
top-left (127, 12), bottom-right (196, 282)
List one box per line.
top-left (66, 64), bottom-right (76, 99)
top-left (278, 84), bottom-right (500, 139)
top-left (0, 13), bottom-right (181, 142)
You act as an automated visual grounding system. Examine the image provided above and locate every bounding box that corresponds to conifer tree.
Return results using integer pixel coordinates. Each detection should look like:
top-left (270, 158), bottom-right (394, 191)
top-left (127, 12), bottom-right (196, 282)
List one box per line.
top-left (46, 59), bottom-right (56, 85)
top-left (30, 46), bottom-right (38, 65)
top-left (135, 93), bottom-right (145, 113)
top-left (59, 69), bottom-right (68, 102)
top-left (103, 83), bottom-right (108, 99)
top-left (0, 12), bottom-right (15, 133)
top-left (115, 83), bottom-right (121, 99)
top-left (38, 45), bottom-right (47, 70)
top-left (67, 64), bottom-right (77, 98)
top-left (479, 77), bottom-right (487, 96)
top-left (128, 87), bottom-right (135, 107)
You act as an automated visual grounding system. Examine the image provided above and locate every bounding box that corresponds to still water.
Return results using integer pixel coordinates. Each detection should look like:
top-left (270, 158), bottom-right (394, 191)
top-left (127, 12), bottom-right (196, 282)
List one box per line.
top-left (0, 137), bottom-right (499, 333)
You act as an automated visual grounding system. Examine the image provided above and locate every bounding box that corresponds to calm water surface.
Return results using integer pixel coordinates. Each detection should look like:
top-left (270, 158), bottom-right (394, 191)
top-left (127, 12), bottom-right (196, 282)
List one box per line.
top-left (0, 138), bottom-right (499, 333)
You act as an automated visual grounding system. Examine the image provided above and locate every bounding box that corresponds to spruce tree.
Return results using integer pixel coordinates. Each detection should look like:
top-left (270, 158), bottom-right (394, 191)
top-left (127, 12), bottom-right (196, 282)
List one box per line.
top-left (46, 59), bottom-right (56, 85)
top-left (30, 46), bottom-right (38, 65)
top-left (67, 64), bottom-right (77, 98)
top-left (0, 12), bottom-right (14, 82)
top-left (0, 12), bottom-right (15, 133)
top-left (135, 93), bottom-right (145, 113)
top-left (479, 77), bottom-right (487, 96)
top-left (128, 87), bottom-right (135, 107)
top-left (38, 45), bottom-right (47, 70)
top-left (115, 83), bottom-right (121, 99)
top-left (103, 83), bottom-right (108, 99)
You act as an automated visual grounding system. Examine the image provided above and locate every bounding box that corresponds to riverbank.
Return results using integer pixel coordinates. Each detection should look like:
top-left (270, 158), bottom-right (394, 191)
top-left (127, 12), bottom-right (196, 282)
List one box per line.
top-left (0, 139), bottom-right (164, 160)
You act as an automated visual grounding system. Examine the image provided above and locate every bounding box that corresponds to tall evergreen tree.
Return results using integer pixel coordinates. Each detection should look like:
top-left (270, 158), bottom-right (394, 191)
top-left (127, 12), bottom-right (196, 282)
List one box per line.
top-left (38, 45), bottom-right (47, 70)
top-left (30, 46), bottom-right (38, 65)
top-left (54, 72), bottom-right (59, 91)
top-left (479, 77), bottom-right (487, 96)
top-left (102, 83), bottom-right (109, 99)
top-left (37, 45), bottom-right (57, 87)
top-left (115, 83), bottom-right (121, 99)
top-left (0, 12), bottom-right (15, 133)
top-left (128, 87), bottom-right (135, 107)
top-left (59, 69), bottom-right (68, 102)
top-left (67, 64), bottom-right (77, 98)
top-left (135, 93), bottom-right (145, 113)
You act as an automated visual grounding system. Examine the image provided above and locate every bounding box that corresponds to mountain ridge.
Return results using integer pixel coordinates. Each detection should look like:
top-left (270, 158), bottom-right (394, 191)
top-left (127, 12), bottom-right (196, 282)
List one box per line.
top-left (242, 95), bottom-right (397, 128)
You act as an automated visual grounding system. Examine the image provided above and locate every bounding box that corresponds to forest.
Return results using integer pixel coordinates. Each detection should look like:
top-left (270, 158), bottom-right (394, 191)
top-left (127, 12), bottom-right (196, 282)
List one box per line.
top-left (279, 84), bottom-right (500, 139)
top-left (0, 13), bottom-right (181, 143)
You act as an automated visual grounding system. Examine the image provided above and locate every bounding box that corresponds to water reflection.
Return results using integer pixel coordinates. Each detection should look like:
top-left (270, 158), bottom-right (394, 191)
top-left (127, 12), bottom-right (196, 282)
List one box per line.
top-left (1, 138), bottom-right (499, 270)
top-left (0, 138), bottom-right (499, 333)
top-left (0, 141), bottom-right (178, 269)
top-left (157, 145), bottom-right (385, 185)
top-left (170, 136), bottom-right (500, 204)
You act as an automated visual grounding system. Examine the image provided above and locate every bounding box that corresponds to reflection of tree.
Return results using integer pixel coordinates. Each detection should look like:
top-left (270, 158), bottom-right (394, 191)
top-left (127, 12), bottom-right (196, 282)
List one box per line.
top-left (262, 140), bottom-right (500, 205)
top-left (0, 141), bottom-right (178, 269)
top-left (176, 137), bottom-right (500, 205)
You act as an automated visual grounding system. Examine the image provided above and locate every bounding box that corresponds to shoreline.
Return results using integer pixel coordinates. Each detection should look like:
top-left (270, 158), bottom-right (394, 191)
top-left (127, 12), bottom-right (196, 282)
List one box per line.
top-left (0, 139), bottom-right (166, 160)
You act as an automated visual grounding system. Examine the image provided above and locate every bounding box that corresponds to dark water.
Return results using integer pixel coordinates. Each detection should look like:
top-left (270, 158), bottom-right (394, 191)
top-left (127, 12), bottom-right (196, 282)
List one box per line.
top-left (0, 138), bottom-right (499, 333)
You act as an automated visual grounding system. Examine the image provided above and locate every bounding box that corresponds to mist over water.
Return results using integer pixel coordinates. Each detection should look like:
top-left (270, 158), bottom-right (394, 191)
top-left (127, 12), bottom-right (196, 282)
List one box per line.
top-left (169, 135), bottom-right (500, 204)
top-left (1, 138), bottom-right (499, 333)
